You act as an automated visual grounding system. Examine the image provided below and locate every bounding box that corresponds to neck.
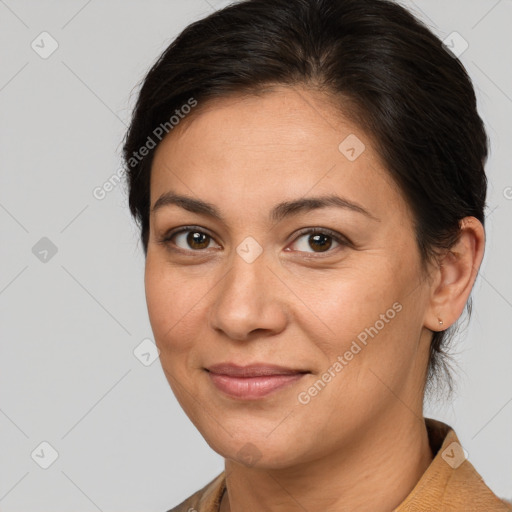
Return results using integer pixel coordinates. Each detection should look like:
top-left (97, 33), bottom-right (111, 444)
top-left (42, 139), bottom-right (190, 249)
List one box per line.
top-left (220, 413), bottom-right (433, 512)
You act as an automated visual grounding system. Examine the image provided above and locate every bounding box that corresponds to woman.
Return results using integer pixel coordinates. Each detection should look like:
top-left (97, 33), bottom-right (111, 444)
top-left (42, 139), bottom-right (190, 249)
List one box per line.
top-left (122, 0), bottom-right (511, 510)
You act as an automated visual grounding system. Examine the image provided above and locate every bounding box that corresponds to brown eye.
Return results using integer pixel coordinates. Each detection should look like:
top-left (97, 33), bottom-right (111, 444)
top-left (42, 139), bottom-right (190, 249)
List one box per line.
top-left (307, 233), bottom-right (333, 252)
top-left (184, 231), bottom-right (211, 249)
top-left (163, 228), bottom-right (220, 251)
top-left (289, 228), bottom-right (348, 254)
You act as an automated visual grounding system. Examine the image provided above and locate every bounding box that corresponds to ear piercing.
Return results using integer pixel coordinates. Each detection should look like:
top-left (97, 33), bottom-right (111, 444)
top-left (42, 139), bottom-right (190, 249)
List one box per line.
top-left (438, 318), bottom-right (444, 328)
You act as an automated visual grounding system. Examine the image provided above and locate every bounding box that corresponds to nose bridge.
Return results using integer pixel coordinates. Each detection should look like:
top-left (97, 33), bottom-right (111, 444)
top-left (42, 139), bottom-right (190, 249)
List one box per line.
top-left (223, 232), bottom-right (268, 292)
top-left (220, 241), bottom-right (268, 309)
top-left (208, 240), bottom-right (285, 339)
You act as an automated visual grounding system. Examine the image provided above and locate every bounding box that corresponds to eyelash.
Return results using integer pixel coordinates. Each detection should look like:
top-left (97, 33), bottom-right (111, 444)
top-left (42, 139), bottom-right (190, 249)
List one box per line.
top-left (158, 225), bottom-right (351, 256)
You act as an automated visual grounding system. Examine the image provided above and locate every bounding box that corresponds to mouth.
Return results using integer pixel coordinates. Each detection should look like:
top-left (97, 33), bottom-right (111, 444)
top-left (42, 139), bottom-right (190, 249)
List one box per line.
top-left (205, 363), bottom-right (310, 400)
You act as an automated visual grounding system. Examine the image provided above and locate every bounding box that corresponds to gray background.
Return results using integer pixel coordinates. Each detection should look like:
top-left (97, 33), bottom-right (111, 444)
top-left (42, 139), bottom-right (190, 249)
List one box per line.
top-left (0, 0), bottom-right (511, 510)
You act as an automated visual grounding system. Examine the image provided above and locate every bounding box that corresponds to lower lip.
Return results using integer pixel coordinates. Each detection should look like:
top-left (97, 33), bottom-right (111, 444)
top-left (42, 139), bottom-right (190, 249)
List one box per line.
top-left (207, 372), bottom-right (306, 400)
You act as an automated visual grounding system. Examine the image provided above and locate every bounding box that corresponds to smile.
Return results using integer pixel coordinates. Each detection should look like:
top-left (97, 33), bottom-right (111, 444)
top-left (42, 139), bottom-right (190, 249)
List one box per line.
top-left (206, 363), bottom-right (309, 400)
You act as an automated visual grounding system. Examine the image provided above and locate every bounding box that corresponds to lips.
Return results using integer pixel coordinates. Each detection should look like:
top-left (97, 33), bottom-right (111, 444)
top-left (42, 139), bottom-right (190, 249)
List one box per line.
top-left (206, 363), bottom-right (309, 399)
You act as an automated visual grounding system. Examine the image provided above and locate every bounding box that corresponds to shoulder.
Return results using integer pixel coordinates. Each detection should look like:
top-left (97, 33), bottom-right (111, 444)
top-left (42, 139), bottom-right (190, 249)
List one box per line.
top-left (165, 472), bottom-right (226, 512)
top-left (444, 457), bottom-right (512, 511)
top-left (395, 418), bottom-right (512, 511)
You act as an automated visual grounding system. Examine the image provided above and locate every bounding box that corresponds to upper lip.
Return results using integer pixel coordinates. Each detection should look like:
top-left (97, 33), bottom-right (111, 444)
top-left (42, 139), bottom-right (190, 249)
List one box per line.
top-left (206, 363), bottom-right (309, 377)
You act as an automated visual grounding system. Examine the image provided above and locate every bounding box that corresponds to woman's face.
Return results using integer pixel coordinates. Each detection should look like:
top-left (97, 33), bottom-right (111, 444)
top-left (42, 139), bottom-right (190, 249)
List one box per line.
top-left (145, 86), bottom-right (435, 468)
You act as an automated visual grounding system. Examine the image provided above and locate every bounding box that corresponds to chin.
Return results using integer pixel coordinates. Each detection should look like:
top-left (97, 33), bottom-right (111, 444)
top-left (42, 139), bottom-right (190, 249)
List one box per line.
top-left (201, 426), bottom-right (310, 470)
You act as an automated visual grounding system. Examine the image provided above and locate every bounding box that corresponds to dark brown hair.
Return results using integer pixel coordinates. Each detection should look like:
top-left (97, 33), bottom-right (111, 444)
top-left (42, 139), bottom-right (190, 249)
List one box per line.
top-left (122, 0), bottom-right (489, 393)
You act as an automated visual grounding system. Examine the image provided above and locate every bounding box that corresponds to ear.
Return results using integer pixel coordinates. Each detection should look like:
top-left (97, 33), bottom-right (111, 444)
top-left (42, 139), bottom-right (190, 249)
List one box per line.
top-left (424, 217), bottom-right (485, 332)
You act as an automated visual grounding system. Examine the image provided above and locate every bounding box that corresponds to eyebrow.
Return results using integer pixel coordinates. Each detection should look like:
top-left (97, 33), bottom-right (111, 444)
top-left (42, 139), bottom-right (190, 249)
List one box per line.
top-left (151, 192), bottom-right (380, 223)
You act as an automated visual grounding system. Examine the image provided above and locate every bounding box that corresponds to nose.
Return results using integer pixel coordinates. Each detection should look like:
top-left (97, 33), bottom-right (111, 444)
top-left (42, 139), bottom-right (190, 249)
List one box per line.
top-left (207, 247), bottom-right (288, 342)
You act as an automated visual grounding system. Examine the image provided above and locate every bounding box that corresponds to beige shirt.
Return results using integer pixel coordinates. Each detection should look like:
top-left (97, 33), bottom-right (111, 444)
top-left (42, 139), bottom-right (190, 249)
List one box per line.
top-left (168, 418), bottom-right (512, 512)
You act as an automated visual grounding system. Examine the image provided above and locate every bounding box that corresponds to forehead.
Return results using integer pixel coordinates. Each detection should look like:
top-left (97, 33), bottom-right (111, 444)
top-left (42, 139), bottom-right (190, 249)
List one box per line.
top-left (149, 86), bottom-right (406, 221)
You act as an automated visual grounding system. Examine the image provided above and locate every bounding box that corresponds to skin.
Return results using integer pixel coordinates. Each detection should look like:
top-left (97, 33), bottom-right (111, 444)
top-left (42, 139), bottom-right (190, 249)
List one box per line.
top-left (144, 86), bottom-right (485, 512)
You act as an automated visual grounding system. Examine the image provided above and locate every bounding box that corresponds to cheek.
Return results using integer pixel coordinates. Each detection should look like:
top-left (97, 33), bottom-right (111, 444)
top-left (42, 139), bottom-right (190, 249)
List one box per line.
top-left (303, 259), bottom-right (419, 372)
top-left (144, 260), bottom-right (170, 340)
top-left (144, 257), bottom-right (191, 352)
top-left (144, 258), bottom-right (208, 413)
top-left (295, 262), bottom-right (398, 336)
top-left (144, 256), bottom-right (216, 364)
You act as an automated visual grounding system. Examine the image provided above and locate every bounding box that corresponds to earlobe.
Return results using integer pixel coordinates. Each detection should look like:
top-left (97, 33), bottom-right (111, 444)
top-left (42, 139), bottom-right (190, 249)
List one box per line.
top-left (424, 217), bottom-right (485, 332)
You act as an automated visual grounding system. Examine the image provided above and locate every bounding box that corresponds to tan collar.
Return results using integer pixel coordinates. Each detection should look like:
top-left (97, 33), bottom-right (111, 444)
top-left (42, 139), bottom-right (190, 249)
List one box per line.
top-left (394, 418), bottom-right (510, 511)
top-left (171, 418), bottom-right (511, 512)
